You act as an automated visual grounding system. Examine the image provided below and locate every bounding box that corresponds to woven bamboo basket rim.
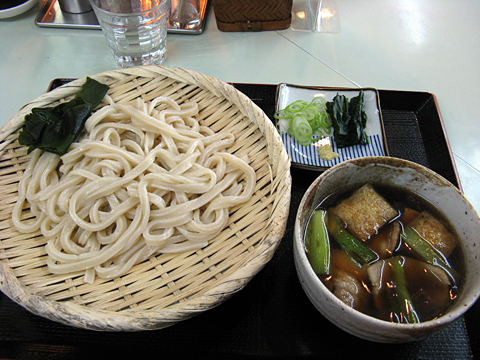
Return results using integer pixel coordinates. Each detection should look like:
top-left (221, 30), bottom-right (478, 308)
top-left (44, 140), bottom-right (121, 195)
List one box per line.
top-left (0, 66), bottom-right (291, 331)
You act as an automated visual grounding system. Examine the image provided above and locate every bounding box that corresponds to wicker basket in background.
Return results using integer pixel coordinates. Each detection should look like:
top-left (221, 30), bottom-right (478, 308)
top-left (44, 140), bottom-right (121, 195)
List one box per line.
top-left (213, 0), bottom-right (293, 32)
top-left (0, 66), bottom-right (291, 331)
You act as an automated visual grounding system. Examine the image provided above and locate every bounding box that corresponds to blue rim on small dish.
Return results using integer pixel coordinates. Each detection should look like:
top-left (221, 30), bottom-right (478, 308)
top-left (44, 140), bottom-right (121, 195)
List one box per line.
top-left (275, 83), bottom-right (389, 171)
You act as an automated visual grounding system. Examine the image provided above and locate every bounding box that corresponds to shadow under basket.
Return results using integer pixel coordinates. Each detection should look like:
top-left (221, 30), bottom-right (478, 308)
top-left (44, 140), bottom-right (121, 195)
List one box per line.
top-left (213, 0), bottom-right (293, 32)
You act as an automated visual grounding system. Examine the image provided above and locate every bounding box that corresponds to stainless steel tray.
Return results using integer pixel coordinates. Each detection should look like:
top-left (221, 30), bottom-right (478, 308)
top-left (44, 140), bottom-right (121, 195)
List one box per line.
top-left (35, 0), bottom-right (210, 34)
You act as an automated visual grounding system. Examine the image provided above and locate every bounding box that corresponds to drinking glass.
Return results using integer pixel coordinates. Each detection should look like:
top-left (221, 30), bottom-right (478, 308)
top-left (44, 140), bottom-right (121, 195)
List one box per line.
top-left (169, 0), bottom-right (200, 30)
top-left (291, 0), bottom-right (340, 33)
top-left (291, 0), bottom-right (322, 31)
top-left (89, 0), bottom-right (170, 68)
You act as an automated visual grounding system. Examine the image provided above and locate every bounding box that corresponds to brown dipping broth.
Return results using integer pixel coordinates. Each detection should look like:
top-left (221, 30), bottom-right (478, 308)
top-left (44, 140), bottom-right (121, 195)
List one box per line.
top-left (311, 183), bottom-right (465, 323)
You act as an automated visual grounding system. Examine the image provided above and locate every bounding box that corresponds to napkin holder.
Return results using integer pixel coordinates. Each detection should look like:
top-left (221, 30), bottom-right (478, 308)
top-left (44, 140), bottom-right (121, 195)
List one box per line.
top-left (213, 0), bottom-right (292, 32)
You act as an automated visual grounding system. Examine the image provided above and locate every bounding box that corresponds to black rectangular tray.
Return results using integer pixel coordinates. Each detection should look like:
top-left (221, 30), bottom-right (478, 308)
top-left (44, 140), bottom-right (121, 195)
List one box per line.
top-left (0, 82), bottom-right (477, 360)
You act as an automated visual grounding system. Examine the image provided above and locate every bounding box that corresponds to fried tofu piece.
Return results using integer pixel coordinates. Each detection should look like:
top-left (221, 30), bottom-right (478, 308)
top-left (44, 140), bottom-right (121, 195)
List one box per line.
top-left (332, 184), bottom-right (398, 241)
top-left (408, 211), bottom-right (457, 257)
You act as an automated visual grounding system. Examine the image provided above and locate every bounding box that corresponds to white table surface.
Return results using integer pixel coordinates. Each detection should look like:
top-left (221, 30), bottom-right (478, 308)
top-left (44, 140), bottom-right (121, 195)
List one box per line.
top-left (1, 0), bottom-right (479, 212)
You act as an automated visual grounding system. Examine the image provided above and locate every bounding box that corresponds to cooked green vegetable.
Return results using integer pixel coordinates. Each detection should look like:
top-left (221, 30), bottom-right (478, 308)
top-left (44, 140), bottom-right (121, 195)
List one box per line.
top-left (388, 257), bottom-right (420, 324)
top-left (401, 226), bottom-right (458, 283)
top-left (18, 77), bottom-right (109, 155)
top-left (349, 90), bottom-right (368, 140)
top-left (326, 209), bottom-right (378, 266)
top-left (305, 210), bottom-right (331, 275)
top-left (326, 90), bottom-right (368, 148)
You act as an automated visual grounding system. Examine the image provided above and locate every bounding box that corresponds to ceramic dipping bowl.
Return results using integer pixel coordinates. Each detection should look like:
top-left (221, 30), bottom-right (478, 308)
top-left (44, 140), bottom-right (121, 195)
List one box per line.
top-left (293, 156), bottom-right (480, 343)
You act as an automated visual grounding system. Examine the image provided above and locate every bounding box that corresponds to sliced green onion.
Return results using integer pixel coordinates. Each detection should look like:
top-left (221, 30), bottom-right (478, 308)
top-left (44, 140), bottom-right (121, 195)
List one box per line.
top-left (308, 116), bottom-right (321, 131)
top-left (311, 96), bottom-right (327, 109)
top-left (286, 100), bottom-right (309, 113)
top-left (291, 113), bottom-right (313, 145)
top-left (319, 112), bottom-right (332, 129)
top-left (305, 210), bottom-right (331, 275)
top-left (303, 104), bottom-right (320, 121)
top-left (275, 97), bottom-right (331, 145)
top-left (276, 118), bottom-right (290, 134)
top-left (274, 109), bottom-right (290, 120)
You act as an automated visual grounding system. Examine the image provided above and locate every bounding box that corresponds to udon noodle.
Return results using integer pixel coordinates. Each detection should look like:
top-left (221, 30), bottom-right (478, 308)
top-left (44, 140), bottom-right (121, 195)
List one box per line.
top-left (12, 95), bottom-right (256, 283)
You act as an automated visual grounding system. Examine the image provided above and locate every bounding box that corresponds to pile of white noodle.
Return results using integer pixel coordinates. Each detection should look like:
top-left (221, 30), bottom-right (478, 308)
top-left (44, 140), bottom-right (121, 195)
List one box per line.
top-left (12, 95), bottom-right (256, 283)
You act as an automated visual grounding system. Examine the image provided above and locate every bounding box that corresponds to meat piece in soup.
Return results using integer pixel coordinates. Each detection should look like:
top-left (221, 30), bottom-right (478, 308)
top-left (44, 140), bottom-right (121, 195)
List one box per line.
top-left (368, 221), bottom-right (401, 259)
top-left (367, 256), bottom-right (454, 322)
top-left (332, 184), bottom-right (399, 241)
top-left (323, 249), bottom-right (370, 313)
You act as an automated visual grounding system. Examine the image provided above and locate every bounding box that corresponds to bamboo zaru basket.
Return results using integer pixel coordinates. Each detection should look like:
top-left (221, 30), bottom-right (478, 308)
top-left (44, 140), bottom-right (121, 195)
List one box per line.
top-left (0, 66), bottom-right (291, 331)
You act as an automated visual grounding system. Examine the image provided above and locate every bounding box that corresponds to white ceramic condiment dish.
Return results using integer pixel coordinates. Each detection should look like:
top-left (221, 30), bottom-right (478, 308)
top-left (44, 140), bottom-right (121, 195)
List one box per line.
top-left (293, 156), bottom-right (480, 343)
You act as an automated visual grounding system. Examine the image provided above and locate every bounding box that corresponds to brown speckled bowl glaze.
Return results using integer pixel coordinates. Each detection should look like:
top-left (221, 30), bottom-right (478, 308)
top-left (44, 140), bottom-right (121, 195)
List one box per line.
top-left (293, 156), bottom-right (480, 343)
